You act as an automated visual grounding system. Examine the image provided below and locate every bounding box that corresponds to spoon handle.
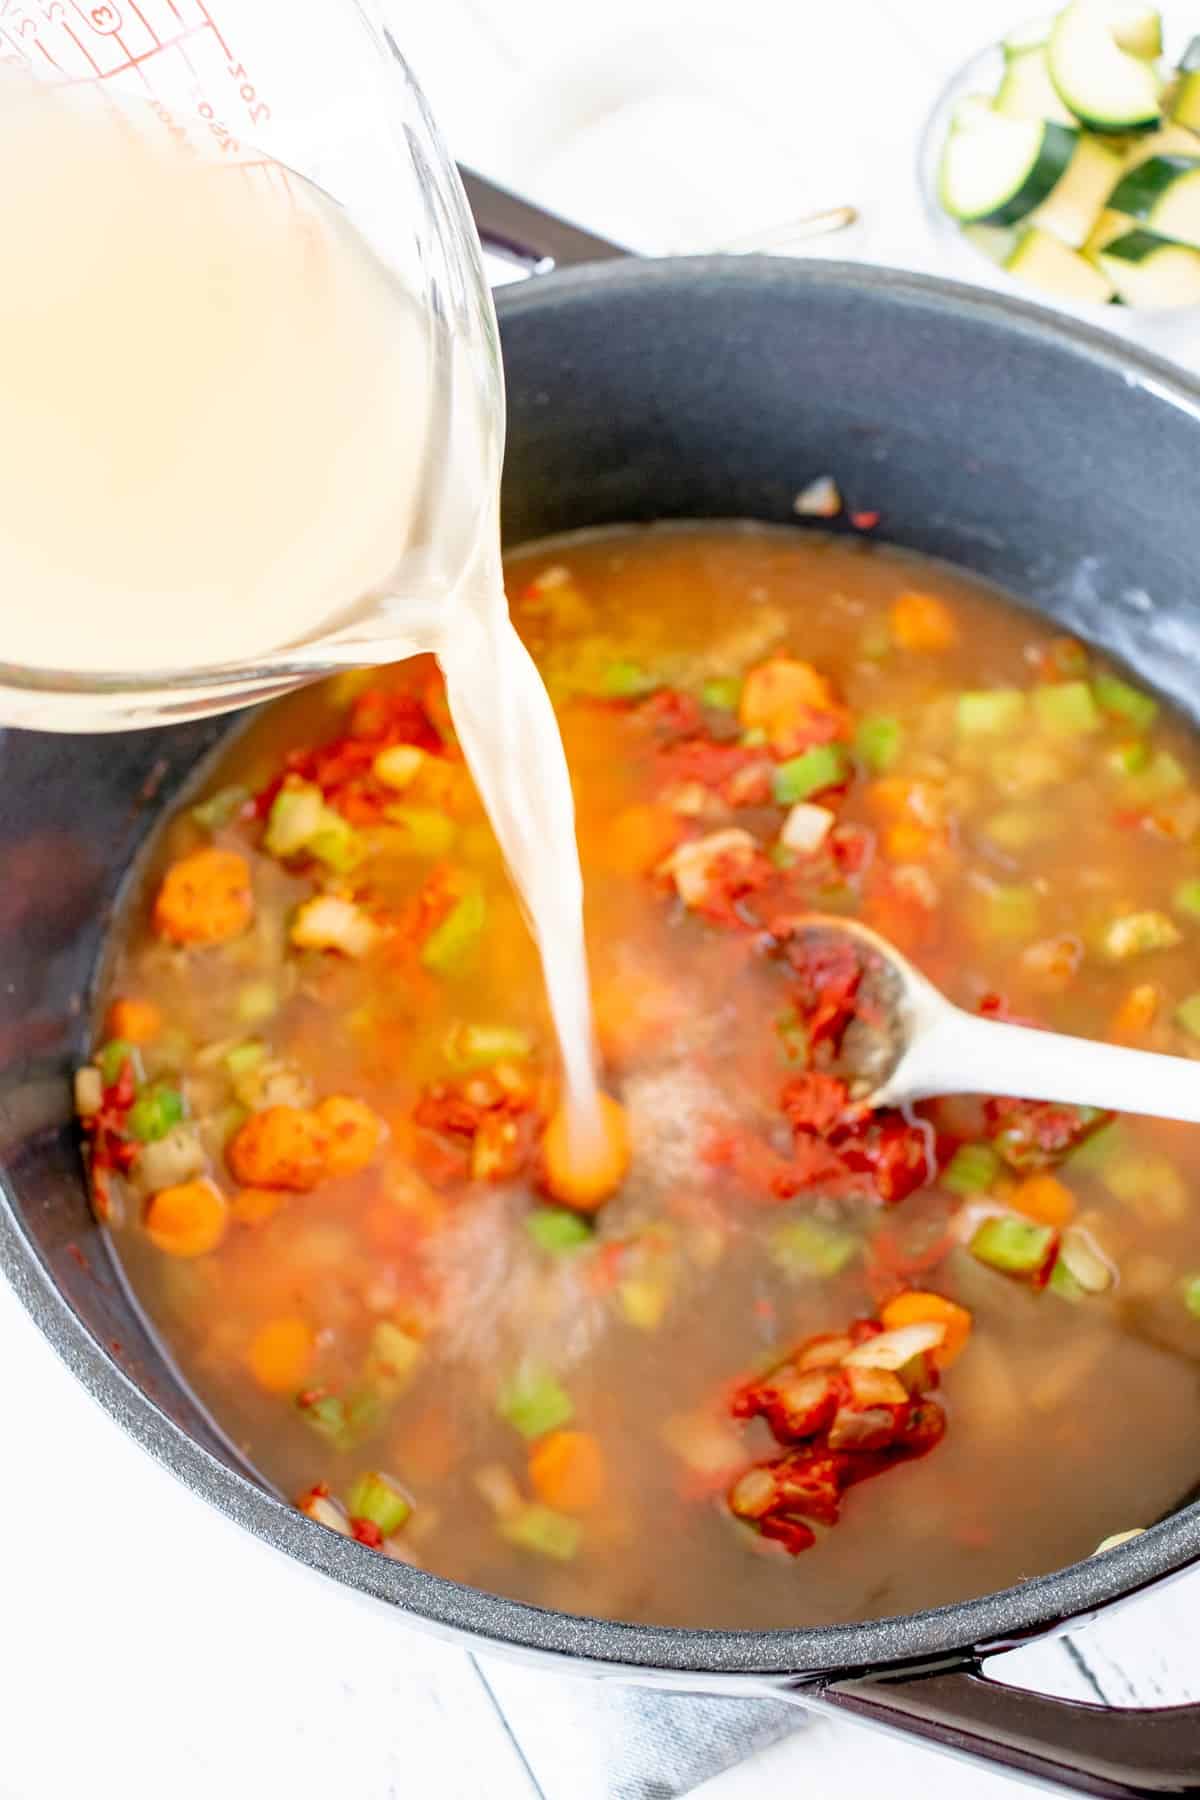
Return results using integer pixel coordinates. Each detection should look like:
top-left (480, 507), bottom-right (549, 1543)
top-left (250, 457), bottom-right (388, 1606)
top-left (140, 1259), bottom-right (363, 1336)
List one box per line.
top-left (907, 1009), bottom-right (1200, 1125)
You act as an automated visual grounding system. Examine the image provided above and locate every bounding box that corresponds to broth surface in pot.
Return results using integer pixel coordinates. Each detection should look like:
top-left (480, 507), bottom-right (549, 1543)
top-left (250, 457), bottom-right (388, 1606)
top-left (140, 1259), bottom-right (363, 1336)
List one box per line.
top-left (81, 523), bottom-right (1200, 1629)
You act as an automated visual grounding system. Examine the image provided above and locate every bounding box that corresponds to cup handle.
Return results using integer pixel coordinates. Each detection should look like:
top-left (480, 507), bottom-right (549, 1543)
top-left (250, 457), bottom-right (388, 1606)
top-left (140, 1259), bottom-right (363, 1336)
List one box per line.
top-left (458, 165), bottom-right (627, 273)
top-left (796, 1659), bottom-right (1200, 1796)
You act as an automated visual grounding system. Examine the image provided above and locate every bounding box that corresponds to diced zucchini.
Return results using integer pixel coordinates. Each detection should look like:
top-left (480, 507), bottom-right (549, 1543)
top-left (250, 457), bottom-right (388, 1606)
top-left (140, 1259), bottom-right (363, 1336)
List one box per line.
top-left (996, 45), bottom-right (1076, 124)
top-left (942, 1142), bottom-right (1000, 1196)
top-left (1033, 680), bottom-right (1101, 734)
top-left (1048, 2), bottom-right (1162, 132)
top-left (307, 810), bottom-right (365, 874)
top-left (1096, 229), bottom-right (1200, 306)
top-left (525, 1207), bottom-right (592, 1253)
top-left (1111, 5), bottom-right (1162, 60)
top-left (1092, 671), bottom-right (1158, 730)
top-left (1108, 154), bottom-right (1200, 246)
top-left (383, 804), bottom-right (457, 858)
top-left (1105, 739), bottom-right (1151, 776)
top-left (265, 781), bottom-right (326, 858)
top-left (347, 1470), bottom-right (411, 1537)
top-left (939, 110), bottom-right (1078, 224)
top-left (1083, 204), bottom-right (1132, 255)
top-left (1035, 133), bottom-right (1126, 246)
top-left (1007, 226), bottom-right (1116, 301)
top-left (1100, 908), bottom-right (1182, 959)
top-left (957, 688), bottom-right (1027, 735)
top-left (126, 1082), bottom-right (185, 1143)
top-left (420, 888), bottom-right (486, 975)
top-left (601, 659), bottom-right (656, 698)
top-left (1171, 67), bottom-right (1200, 134)
top-left (96, 1037), bottom-right (141, 1088)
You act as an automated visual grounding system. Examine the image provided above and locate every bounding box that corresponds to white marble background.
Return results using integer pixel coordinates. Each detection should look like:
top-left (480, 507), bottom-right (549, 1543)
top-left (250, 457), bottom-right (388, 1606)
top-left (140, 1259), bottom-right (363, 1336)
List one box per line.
top-left (4, 3), bottom-right (1200, 1797)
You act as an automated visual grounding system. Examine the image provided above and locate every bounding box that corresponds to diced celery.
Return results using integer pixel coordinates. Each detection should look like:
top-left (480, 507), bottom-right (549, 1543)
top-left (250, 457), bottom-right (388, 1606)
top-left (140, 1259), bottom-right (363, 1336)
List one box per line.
top-left (421, 888), bottom-right (486, 975)
top-left (126, 1083), bottom-right (185, 1143)
top-left (769, 1215), bottom-right (859, 1278)
top-left (1067, 1119), bottom-right (1128, 1171)
top-left (525, 1207), bottom-right (592, 1254)
top-left (190, 784), bottom-right (249, 832)
top-left (1123, 751), bottom-right (1187, 806)
top-left (617, 1276), bottom-right (671, 1330)
top-left (1100, 910), bottom-right (1182, 960)
top-left (364, 1321), bottom-right (423, 1397)
top-left (308, 808), bottom-right (366, 873)
top-left (956, 689), bottom-right (1027, 735)
top-left (969, 1214), bottom-right (1057, 1277)
top-left (1181, 1274), bottom-right (1200, 1319)
top-left (444, 1022), bottom-right (535, 1071)
top-left (854, 715), bottom-right (903, 773)
top-left (347, 1470), bottom-right (411, 1537)
top-left (96, 1038), bottom-right (140, 1088)
top-left (1175, 993), bottom-right (1200, 1040)
top-left (1174, 880), bottom-right (1200, 921)
top-left (601, 660), bottom-right (656, 698)
top-left (942, 1142), bottom-right (1000, 1196)
top-left (1105, 741), bottom-right (1151, 777)
top-left (1033, 681), bottom-right (1100, 735)
top-left (497, 1365), bottom-right (573, 1439)
top-left (1093, 672), bottom-right (1159, 733)
top-left (981, 884), bottom-right (1040, 940)
top-left (701, 677), bottom-right (742, 711)
top-left (236, 980), bottom-right (279, 1025)
top-left (265, 781), bottom-right (325, 858)
top-left (500, 1502), bottom-right (581, 1561)
top-left (383, 805), bottom-right (457, 858)
top-left (223, 1040), bottom-right (266, 1081)
top-left (771, 743), bottom-right (849, 804)
top-left (296, 1387), bottom-right (382, 1452)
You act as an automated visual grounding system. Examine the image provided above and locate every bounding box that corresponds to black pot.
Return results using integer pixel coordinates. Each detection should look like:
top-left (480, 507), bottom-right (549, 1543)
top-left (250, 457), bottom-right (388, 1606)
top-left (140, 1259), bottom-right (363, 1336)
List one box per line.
top-left (3, 178), bottom-right (1200, 1799)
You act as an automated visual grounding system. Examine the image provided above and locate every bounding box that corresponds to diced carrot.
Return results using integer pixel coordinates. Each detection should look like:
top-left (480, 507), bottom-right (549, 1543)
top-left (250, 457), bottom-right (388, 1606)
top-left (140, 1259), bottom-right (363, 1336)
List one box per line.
top-left (152, 847), bottom-right (254, 947)
top-left (738, 657), bottom-right (846, 751)
top-left (246, 1316), bottom-right (314, 1393)
top-left (1010, 1172), bottom-right (1077, 1228)
top-left (879, 1290), bottom-right (972, 1367)
top-left (315, 1095), bottom-right (386, 1177)
top-left (606, 803), bottom-right (683, 877)
top-left (885, 819), bottom-right (938, 862)
top-left (540, 1092), bottom-right (630, 1212)
top-left (529, 1429), bottom-right (607, 1514)
top-left (1109, 983), bottom-right (1160, 1043)
top-left (104, 997), bottom-right (163, 1045)
top-left (144, 1179), bottom-right (228, 1258)
top-left (231, 1187), bottom-right (286, 1227)
top-left (227, 1105), bottom-right (329, 1191)
top-left (890, 590), bottom-right (958, 652)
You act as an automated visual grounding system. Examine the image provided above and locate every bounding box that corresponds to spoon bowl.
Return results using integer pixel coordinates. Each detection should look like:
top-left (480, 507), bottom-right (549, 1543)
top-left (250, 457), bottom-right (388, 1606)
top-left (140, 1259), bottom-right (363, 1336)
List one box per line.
top-left (802, 914), bottom-right (1200, 1126)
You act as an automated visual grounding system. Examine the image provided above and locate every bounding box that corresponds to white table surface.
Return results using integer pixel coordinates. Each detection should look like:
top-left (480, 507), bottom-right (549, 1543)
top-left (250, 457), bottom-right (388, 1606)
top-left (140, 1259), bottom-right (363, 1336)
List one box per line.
top-left (5, 3), bottom-right (1200, 1797)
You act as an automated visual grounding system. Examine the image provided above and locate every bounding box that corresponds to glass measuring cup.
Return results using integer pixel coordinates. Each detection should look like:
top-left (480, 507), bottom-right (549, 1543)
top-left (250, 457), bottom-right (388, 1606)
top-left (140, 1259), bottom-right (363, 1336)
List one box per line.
top-left (0, 0), bottom-right (503, 731)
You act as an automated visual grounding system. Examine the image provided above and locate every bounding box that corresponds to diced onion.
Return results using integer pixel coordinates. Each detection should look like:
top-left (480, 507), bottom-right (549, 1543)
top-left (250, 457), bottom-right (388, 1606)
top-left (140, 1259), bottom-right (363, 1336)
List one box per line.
top-left (842, 1321), bottom-right (946, 1370)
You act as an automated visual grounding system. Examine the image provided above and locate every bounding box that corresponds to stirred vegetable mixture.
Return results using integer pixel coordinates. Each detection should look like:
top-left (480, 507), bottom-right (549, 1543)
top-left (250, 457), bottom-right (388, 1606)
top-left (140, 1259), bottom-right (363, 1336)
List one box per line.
top-left (80, 524), bottom-right (1200, 1628)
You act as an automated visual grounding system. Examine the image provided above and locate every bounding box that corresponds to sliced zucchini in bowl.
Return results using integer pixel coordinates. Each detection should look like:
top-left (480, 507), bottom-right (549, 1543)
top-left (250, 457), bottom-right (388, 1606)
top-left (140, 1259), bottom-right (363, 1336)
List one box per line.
top-left (1170, 35), bottom-right (1200, 133)
top-left (1034, 132), bottom-right (1125, 244)
top-left (1095, 227), bottom-right (1200, 303)
top-left (1108, 154), bottom-right (1200, 246)
top-left (1006, 224), bottom-right (1116, 300)
top-left (996, 45), bottom-right (1077, 123)
top-left (939, 110), bottom-right (1077, 223)
top-left (1109, 2), bottom-right (1162, 61)
top-left (1048, 0), bottom-right (1162, 131)
top-left (1082, 204), bottom-right (1131, 254)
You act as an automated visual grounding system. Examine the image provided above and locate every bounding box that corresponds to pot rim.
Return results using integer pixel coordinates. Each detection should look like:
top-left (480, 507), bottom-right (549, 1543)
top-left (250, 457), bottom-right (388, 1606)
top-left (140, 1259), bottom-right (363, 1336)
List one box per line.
top-left (5, 255), bottom-right (1200, 1681)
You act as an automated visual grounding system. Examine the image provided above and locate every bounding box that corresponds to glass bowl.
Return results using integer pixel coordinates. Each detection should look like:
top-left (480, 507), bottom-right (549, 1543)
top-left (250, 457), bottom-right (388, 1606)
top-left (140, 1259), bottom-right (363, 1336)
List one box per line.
top-left (915, 10), bottom-right (1200, 370)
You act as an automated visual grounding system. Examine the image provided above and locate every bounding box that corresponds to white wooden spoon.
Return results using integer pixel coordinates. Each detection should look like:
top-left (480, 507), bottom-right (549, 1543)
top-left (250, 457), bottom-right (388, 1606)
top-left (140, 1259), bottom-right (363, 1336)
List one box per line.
top-left (804, 915), bottom-right (1200, 1123)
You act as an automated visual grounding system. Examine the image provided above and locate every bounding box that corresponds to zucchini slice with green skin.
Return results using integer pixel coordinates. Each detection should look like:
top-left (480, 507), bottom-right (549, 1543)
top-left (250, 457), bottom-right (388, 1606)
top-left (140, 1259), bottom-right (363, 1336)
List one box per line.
top-left (1096, 227), bottom-right (1200, 304)
top-left (1110, 3), bottom-right (1162, 60)
top-left (1171, 56), bottom-right (1200, 134)
top-left (996, 46), bottom-right (1076, 124)
top-left (1048, 1), bottom-right (1162, 131)
top-left (939, 112), bottom-right (1077, 224)
top-left (1006, 225), bottom-right (1116, 301)
top-left (1083, 204), bottom-right (1130, 254)
top-left (1035, 132), bottom-right (1126, 244)
top-left (1108, 154), bottom-right (1200, 246)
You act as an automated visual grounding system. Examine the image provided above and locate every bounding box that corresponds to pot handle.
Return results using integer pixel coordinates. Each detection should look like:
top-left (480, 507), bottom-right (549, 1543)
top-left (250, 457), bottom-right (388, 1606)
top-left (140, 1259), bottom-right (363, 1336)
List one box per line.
top-left (459, 165), bottom-right (627, 273)
top-left (801, 1660), bottom-right (1200, 1797)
